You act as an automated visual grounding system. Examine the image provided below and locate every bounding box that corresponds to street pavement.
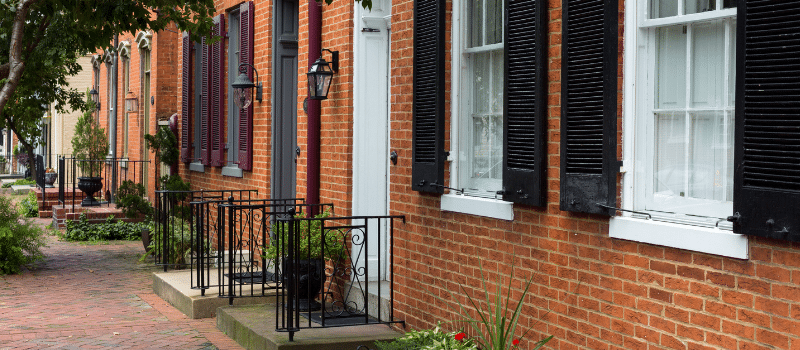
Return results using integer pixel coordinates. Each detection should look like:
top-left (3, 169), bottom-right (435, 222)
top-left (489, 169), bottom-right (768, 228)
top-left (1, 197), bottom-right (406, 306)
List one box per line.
top-left (0, 217), bottom-right (243, 350)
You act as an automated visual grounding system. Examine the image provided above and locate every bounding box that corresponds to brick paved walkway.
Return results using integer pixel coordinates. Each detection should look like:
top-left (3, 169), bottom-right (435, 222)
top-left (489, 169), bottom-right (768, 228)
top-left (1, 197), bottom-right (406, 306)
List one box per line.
top-left (0, 222), bottom-right (243, 350)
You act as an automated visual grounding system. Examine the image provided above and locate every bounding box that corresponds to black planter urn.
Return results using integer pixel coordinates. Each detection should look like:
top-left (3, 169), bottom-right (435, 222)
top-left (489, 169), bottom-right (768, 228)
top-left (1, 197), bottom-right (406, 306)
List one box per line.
top-left (44, 172), bottom-right (57, 188)
top-left (283, 258), bottom-right (326, 311)
top-left (77, 176), bottom-right (103, 207)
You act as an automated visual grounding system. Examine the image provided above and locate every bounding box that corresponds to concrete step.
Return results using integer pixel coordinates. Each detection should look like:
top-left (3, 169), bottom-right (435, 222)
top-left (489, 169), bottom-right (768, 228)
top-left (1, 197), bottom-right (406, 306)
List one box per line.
top-left (216, 304), bottom-right (402, 350)
top-left (153, 268), bottom-right (277, 319)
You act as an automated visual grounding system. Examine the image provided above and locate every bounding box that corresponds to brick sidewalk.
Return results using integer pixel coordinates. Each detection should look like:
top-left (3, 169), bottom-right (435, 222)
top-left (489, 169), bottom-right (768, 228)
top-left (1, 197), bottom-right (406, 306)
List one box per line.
top-left (0, 228), bottom-right (243, 350)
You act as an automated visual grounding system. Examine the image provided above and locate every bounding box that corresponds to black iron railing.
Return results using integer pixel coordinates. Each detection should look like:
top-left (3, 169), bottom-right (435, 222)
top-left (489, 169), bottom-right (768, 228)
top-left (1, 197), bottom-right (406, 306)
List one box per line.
top-left (57, 156), bottom-right (149, 209)
top-left (274, 211), bottom-right (405, 340)
top-left (152, 189), bottom-right (259, 271)
top-left (202, 199), bottom-right (331, 304)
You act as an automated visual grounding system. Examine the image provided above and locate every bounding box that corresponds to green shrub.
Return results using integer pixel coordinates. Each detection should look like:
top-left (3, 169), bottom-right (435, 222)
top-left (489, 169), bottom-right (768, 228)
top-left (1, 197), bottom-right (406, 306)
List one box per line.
top-left (62, 214), bottom-right (146, 241)
top-left (375, 324), bottom-right (478, 350)
top-left (1, 178), bottom-right (36, 188)
top-left (140, 216), bottom-right (199, 266)
top-left (0, 196), bottom-right (46, 275)
top-left (18, 190), bottom-right (38, 217)
top-left (116, 180), bottom-right (153, 219)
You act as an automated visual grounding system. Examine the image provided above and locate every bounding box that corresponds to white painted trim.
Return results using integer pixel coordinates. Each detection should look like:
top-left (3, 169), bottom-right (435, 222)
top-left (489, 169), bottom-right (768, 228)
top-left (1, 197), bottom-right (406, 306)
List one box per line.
top-left (117, 41), bottom-right (131, 59)
top-left (189, 162), bottom-right (204, 173)
top-left (441, 194), bottom-right (513, 221)
top-left (135, 30), bottom-right (153, 50)
top-left (640, 8), bottom-right (736, 28)
top-left (221, 166), bottom-right (243, 178)
top-left (610, 216), bottom-right (748, 259)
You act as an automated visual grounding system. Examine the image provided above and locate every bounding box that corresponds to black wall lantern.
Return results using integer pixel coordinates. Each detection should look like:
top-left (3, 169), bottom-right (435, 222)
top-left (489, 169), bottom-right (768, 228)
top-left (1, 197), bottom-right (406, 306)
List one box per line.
top-left (231, 63), bottom-right (262, 109)
top-left (89, 87), bottom-right (101, 110)
top-left (306, 49), bottom-right (339, 100)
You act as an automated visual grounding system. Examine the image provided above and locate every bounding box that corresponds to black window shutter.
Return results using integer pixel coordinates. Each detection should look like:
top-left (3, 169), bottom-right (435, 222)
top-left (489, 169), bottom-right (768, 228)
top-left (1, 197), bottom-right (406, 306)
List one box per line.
top-left (181, 32), bottom-right (191, 163)
top-left (503, 0), bottom-right (547, 207)
top-left (412, 0), bottom-right (445, 194)
top-left (560, 0), bottom-right (618, 215)
top-left (733, 1), bottom-right (800, 241)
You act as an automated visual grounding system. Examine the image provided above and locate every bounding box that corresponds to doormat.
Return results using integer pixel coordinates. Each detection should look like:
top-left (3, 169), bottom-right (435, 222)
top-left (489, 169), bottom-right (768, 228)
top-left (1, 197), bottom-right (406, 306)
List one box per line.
top-left (225, 271), bottom-right (277, 285)
top-left (301, 311), bottom-right (381, 327)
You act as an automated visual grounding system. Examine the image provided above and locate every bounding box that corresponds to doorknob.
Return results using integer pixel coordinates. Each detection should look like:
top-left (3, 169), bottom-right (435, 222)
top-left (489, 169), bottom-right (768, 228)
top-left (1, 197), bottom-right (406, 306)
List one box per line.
top-left (390, 151), bottom-right (398, 165)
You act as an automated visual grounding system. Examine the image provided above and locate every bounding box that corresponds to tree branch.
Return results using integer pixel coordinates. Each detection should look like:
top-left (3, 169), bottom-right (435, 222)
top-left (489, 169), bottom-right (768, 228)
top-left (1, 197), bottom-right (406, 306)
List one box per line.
top-left (0, 0), bottom-right (41, 114)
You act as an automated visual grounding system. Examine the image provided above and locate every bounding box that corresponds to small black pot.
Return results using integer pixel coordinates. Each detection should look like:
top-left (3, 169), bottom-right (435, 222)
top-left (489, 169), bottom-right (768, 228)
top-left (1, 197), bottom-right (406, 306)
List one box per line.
top-left (44, 172), bottom-right (57, 188)
top-left (282, 258), bottom-right (326, 311)
top-left (77, 176), bottom-right (103, 207)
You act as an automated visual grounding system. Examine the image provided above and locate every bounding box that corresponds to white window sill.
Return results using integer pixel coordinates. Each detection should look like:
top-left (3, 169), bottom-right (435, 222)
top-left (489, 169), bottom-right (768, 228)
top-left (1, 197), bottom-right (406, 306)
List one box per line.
top-left (609, 216), bottom-right (749, 259)
top-left (441, 194), bottom-right (514, 221)
top-left (189, 162), bottom-right (204, 173)
top-left (221, 165), bottom-right (243, 178)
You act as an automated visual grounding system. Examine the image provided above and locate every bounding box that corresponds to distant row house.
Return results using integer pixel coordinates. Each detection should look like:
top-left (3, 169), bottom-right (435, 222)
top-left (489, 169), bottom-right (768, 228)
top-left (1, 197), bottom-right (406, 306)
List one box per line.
top-left (87, 0), bottom-right (800, 348)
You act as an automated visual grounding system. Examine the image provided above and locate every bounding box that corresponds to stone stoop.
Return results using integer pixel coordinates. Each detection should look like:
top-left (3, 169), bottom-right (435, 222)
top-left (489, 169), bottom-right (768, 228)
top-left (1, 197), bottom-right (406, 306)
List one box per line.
top-left (216, 305), bottom-right (403, 350)
top-left (153, 269), bottom-right (277, 319)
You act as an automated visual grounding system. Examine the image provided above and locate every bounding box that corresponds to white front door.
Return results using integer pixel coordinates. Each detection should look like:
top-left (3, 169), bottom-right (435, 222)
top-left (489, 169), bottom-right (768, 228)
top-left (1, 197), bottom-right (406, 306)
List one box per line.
top-left (352, 0), bottom-right (391, 281)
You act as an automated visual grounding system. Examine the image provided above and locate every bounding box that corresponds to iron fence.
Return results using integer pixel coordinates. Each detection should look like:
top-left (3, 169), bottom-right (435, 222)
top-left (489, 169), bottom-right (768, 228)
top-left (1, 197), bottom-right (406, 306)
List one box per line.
top-left (57, 156), bottom-right (149, 209)
top-left (152, 189), bottom-right (259, 271)
top-left (199, 200), bottom-right (331, 304)
top-left (274, 210), bottom-right (405, 340)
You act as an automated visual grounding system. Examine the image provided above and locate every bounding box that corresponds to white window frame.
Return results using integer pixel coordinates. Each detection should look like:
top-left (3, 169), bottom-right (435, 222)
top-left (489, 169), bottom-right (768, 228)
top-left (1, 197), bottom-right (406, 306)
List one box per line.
top-left (616, 0), bottom-right (747, 259)
top-left (443, 0), bottom-right (513, 221)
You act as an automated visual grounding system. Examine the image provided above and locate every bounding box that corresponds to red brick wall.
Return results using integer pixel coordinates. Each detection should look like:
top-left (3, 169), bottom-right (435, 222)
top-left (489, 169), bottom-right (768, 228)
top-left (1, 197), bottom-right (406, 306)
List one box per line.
top-left (176, 0), bottom-right (800, 349)
top-left (385, 1), bottom-right (800, 350)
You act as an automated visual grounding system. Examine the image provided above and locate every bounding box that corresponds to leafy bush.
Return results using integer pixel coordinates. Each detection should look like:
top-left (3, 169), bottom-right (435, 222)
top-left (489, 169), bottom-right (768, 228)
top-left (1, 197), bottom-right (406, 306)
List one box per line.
top-left (62, 214), bottom-right (145, 241)
top-left (18, 190), bottom-right (38, 217)
top-left (72, 91), bottom-right (108, 176)
top-left (2, 178), bottom-right (36, 188)
top-left (375, 324), bottom-right (477, 350)
top-left (145, 125), bottom-right (179, 167)
top-left (140, 216), bottom-right (199, 266)
top-left (264, 210), bottom-right (348, 261)
top-left (0, 196), bottom-right (46, 275)
top-left (116, 180), bottom-right (153, 219)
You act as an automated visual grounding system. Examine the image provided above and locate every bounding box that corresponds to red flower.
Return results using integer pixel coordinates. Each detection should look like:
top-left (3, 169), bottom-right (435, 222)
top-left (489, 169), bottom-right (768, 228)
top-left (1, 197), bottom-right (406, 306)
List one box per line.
top-left (455, 333), bottom-right (467, 341)
top-left (513, 339), bottom-right (520, 346)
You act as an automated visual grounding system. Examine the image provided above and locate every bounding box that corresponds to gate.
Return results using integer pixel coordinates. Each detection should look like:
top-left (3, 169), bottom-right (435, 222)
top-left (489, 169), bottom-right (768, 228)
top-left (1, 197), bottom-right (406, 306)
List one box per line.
top-left (274, 211), bottom-right (405, 340)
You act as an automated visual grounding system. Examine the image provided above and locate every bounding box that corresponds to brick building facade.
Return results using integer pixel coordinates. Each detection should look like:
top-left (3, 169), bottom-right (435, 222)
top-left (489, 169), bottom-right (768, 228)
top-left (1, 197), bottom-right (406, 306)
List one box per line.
top-left (175, 0), bottom-right (800, 349)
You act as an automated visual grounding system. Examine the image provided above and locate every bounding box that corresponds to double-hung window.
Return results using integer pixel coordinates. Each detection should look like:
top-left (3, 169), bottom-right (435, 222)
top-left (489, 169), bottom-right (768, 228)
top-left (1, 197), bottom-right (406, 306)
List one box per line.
top-left (456, 0), bottom-right (504, 197)
top-left (442, 0), bottom-right (513, 220)
top-left (614, 0), bottom-right (748, 258)
top-left (412, 0), bottom-right (546, 217)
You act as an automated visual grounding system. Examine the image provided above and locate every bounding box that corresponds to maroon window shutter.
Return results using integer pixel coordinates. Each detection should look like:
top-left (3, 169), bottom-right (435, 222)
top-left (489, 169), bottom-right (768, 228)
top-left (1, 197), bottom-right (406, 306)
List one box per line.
top-left (200, 32), bottom-right (210, 166)
top-left (180, 32), bottom-right (192, 163)
top-left (210, 14), bottom-right (226, 167)
top-left (238, 1), bottom-right (254, 171)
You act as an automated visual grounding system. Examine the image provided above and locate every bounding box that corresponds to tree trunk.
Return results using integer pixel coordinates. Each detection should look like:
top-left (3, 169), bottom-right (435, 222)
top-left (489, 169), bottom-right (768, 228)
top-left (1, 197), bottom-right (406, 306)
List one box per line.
top-left (24, 144), bottom-right (36, 182)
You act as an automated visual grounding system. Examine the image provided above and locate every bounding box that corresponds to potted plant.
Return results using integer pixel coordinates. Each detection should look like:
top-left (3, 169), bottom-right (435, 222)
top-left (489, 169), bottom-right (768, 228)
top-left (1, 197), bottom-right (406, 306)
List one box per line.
top-left (116, 180), bottom-right (154, 250)
top-left (71, 91), bottom-right (109, 206)
top-left (43, 167), bottom-right (57, 188)
top-left (264, 210), bottom-right (348, 311)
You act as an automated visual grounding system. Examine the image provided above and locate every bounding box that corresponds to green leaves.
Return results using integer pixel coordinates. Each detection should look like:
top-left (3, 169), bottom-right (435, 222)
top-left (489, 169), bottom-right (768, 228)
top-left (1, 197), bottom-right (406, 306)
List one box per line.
top-left (0, 196), bottom-right (46, 275)
top-left (72, 91), bottom-right (109, 176)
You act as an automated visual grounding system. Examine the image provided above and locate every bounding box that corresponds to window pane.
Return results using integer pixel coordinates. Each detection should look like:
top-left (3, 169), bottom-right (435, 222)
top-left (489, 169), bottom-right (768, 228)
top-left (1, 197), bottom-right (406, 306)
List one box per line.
top-left (655, 25), bottom-right (686, 109)
top-left (655, 113), bottom-right (686, 196)
top-left (473, 52), bottom-right (490, 113)
top-left (689, 112), bottom-right (731, 201)
top-left (685, 0), bottom-right (715, 14)
top-left (491, 50), bottom-right (503, 113)
top-left (691, 21), bottom-right (725, 108)
top-left (723, 0), bottom-right (737, 9)
top-left (728, 19), bottom-right (736, 107)
top-left (486, 0), bottom-right (502, 45)
top-left (468, 0), bottom-right (483, 48)
top-left (650, 0), bottom-right (677, 19)
top-left (470, 114), bottom-right (503, 182)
